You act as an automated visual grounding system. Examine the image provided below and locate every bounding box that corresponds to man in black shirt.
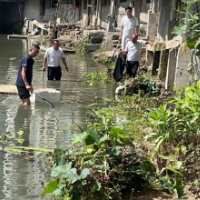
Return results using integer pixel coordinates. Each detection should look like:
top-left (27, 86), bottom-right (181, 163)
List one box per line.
top-left (16, 44), bottom-right (40, 106)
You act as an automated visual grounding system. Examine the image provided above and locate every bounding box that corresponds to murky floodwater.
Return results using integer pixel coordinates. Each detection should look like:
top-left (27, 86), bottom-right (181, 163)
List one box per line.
top-left (0, 35), bottom-right (114, 200)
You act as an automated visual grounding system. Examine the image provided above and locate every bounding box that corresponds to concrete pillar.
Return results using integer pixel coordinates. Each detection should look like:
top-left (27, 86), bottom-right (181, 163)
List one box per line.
top-left (168, 0), bottom-right (177, 40)
top-left (157, 0), bottom-right (172, 42)
top-left (174, 46), bottom-right (193, 90)
top-left (134, 0), bottom-right (141, 24)
top-left (170, 0), bottom-right (177, 21)
top-left (96, 0), bottom-right (99, 17)
top-left (165, 49), bottom-right (177, 90)
top-left (107, 0), bottom-right (115, 32)
top-left (158, 50), bottom-right (169, 81)
top-left (97, 0), bottom-right (102, 26)
top-left (146, 10), bottom-right (159, 41)
top-left (150, 0), bottom-right (159, 13)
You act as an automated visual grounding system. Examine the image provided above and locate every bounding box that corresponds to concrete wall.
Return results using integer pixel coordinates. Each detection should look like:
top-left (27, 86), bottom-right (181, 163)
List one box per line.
top-left (101, 3), bottom-right (110, 28)
top-left (24, 0), bottom-right (55, 23)
top-left (81, 0), bottom-right (98, 28)
top-left (174, 47), bottom-right (193, 90)
top-left (0, 1), bottom-right (23, 33)
top-left (81, 0), bottom-right (150, 30)
top-left (24, 0), bottom-right (80, 25)
top-left (23, 0), bottom-right (41, 21)
top-left (60, 1), bottom-right (81, 24)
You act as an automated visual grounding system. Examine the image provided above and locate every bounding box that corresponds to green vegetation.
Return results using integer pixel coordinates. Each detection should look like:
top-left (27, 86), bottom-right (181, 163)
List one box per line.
top-left (171, 0), bottom-right (200, 56)
top-left (139, 26), bottom-right (146, 37)
top-left (0, 131), bottom-right (53, 157)
top-left (73, 34), bottom-right (91, 52)
top-left (43, 107), bottom-right (157, 200)
top-left (146, 82), bottom-right (200, 197)
top-left (42, 77), bottom-right (200, 199)
top-left (0, 131), bottom-right (24, 145)
top-left (3, 79), bottom-right (200, 199)
top-left (82, 72), bottom-right (110, 83)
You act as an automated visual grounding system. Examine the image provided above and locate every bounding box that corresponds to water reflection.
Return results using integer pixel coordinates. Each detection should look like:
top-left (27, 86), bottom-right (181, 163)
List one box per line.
top-left (14, 106), bottom-right (31, 146)
top-left (0, 35), bottom-right (115, 199)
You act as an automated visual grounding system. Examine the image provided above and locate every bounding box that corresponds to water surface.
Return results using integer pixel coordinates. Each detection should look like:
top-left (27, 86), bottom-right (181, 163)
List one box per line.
top-left (0, 35), bottom-right (114, 200)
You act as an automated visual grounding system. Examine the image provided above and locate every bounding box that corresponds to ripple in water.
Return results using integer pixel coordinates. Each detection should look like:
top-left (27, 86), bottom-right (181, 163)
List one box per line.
top-left (0, 35), bottom-right (115, 199)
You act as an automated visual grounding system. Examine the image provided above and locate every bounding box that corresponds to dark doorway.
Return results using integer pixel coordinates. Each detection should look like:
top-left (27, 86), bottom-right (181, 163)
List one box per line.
top-left (0, 2), bottom-right (23, 34)
top-left (152, 51), bottom-right (161, 75)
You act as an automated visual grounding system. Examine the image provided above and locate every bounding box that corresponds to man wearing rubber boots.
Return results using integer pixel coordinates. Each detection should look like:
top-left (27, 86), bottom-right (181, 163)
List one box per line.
top-left (16, 44), bottom-right (40, 106)
top-left (43, 40), bottom-right (69, 80)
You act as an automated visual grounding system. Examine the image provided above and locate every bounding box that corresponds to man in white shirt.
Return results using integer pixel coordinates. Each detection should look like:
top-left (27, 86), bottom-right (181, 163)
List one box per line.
top-left (123, 34), bottom-right (153, 77)
top-left (119, 7), bottom-right (139, 51)
top-left (43, 40), bottom-right (69, 80)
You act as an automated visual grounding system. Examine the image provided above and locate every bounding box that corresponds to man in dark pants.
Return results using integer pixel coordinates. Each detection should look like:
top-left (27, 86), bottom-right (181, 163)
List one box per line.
top-left (123, 34), bottom-right (153, 77)
top-left (16, 44), bottom-right (40, 106)
top-left (43, 40), bottom-right (68, 80)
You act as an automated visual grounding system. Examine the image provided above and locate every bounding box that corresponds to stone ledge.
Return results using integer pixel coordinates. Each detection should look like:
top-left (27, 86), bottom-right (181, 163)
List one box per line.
top-left (0, 85), bottom-right (61, 103)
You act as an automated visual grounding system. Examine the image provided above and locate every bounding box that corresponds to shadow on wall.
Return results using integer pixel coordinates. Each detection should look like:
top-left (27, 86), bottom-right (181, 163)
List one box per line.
top-left (0, 1), bottom-right (23, 34)
top-left (0, 22), bottom-right (23, 34)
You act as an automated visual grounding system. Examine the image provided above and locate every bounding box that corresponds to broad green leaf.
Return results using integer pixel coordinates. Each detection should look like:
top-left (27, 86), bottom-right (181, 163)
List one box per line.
top-left (43, 179), bottom-right (58, 197)
top-left (167, 167), bottom-right (182, 176)
top-left (53, 188), bottom-right (62, 196)
top-left (51, 162), bottom-right (72, 177)
top-left (80, 168), bottom-right (90, 179)
top-left (84, 159), bottom-right (95, 166)
top-left (98, 134), bottom-right (108, 144)
top-left (101, 115), bottom-right (106, 126)
top-left (159, 155), bottom-right (177, 162)
top-left (109, 127), bottom-right (126, 138)
top-left (71, 132), bottom-right (89, 145)
top-left (54, 148), bottom-right (65, 157)
top-left (64, 168), bottom-right (90, 183)
top-left (86, 146), bottom-right (95, 153)
top-left (187, 36), bottom-right (199, 49)
top-left (93, 164), bottom-right (109, 169)
top-left (58, 153), bottom-right (67, 165)
top-left (85, 126), bottom-right (100, 145)
top-left (171, 24), bottom-right (187, 35)
top-left (88, 126), bottom-right (100, 143)
top-left (140, 160), bottom-right (156, 175)
top-left (93, 182), bottom-right (102, 191)
top-left (64, 168), bottom-right (79, 183)
top-left (174, 178), bottom-right (184, 198)
top-left (177, 161), bottom-right (183, 170)
top-left (17, 131), bottom-right (24, 136)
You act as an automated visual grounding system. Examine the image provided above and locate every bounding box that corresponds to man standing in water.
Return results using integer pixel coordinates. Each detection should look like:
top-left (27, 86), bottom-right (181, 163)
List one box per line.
top-left (43, 40), bottom-right (68, 81)
top-left (123, 34), bottom-right (153, 77)
top-left (119, 7), bottom-right (139, 51)
top-left (16, 44), bottom-right (40, 106)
